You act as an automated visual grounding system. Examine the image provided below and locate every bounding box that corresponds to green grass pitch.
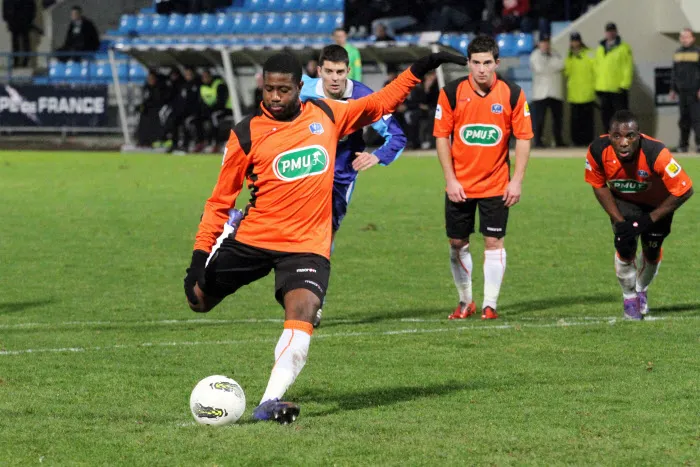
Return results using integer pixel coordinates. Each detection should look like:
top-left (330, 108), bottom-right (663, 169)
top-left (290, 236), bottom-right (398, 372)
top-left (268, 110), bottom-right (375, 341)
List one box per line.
top-left (0, 151), bottom-right (699, 465)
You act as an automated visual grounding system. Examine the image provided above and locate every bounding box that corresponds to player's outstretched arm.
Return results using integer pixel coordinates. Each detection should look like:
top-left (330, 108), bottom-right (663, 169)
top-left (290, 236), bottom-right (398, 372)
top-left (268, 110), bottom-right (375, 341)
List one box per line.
top-left (649, 188), bottom-right (694, 222)
top-left (330, 52), bottom-right (467, 137)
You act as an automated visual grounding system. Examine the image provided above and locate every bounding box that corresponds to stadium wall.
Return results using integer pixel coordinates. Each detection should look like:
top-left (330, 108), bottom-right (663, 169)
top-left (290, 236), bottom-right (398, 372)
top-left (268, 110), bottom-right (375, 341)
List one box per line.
top-left (551, 0), bottom-right (693, 145)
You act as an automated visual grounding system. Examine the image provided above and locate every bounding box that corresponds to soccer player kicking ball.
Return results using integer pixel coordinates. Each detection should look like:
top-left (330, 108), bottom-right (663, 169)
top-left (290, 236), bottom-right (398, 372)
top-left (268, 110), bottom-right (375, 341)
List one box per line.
top-left (585, 110), bottom-right (694, 320)
top-left (300, 44), bottom-right (407, 328)
top-left (433, 35), bottom-right (534, 320)
top-left (184, 51), bottom-right (466, 424)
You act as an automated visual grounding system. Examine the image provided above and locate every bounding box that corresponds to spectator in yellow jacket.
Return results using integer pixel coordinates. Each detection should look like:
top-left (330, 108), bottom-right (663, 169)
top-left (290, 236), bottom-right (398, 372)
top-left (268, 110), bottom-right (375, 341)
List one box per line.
top-left (595, 22), bottom-right (634, 129)
top-left (565, 32), bottom-right (596, 146)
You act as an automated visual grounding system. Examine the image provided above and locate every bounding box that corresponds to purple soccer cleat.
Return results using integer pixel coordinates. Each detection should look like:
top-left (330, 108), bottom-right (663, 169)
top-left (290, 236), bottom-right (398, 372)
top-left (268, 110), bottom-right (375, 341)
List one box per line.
top-left (638, 291), bottom-right (649, 315)
top-left (252, 399), bottom-right (300, 424)
top-left (623, 297), bottom-right (644, 320)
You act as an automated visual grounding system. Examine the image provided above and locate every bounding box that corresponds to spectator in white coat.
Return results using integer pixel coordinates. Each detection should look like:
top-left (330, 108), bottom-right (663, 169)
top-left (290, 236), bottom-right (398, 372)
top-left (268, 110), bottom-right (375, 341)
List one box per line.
top-left (529, 34), bottom-right (566, 148)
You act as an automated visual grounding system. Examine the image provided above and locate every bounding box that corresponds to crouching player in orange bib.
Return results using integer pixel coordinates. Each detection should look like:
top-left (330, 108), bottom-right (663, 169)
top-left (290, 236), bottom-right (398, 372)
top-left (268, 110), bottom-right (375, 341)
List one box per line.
top-left (585, 110), bottom-right (694, 320)
top-left (183, 51), bottom-right (467, 423)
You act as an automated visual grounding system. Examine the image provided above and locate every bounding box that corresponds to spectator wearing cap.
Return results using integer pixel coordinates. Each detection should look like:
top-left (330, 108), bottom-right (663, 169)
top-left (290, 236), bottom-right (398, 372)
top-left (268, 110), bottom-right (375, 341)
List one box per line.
top-left (595, 22), bottom-right (634, 129)
top-left (565, 31), bottom-right (596, 146)
top-left (530, 34), bottom-right (565, 148)
top-left (669, 28), bottom-right (700, 153)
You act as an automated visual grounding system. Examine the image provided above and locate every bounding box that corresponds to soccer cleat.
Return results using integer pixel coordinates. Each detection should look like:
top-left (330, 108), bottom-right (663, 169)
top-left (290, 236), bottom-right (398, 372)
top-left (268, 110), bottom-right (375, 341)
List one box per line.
top-left (252, 399), bottom-right (300, 424)
top-left (312, 308), bottom-right (322, 328)
top-left (623, 298), bottom-right (644, 320)
top-left (638, 291), bottom-right (649, 315)
top-left (481, 306), bottom-right (499, 320)
top-left (448, 302), bottom-right (476, 319)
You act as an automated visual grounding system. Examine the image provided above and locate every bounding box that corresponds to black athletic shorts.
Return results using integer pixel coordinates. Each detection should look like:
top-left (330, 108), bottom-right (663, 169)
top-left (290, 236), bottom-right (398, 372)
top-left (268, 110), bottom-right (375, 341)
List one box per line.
top-left (445, 195), bottom-right (509, 239)
top-left (201, 237), bottom-right (330, 306)
top-left (613, 197), bottom-right (674, 245)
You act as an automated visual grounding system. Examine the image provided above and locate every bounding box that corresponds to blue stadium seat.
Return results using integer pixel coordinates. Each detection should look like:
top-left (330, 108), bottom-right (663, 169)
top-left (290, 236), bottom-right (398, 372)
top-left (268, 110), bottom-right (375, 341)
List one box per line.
top-left (281, 0), bottom-right (301, 10)
top-left (243, 36), bottom-right (265, 48)
top-left (280, 13), bottom-right (300, 34)
top-left (135, 14), bottom-right (155, 35)
top-left (140, 6), bottom-right (155, 14)
top-left (315, 0), bottom-right (334, 11)
top-left (49, 62), bottom-right (66, 80)
top-left (213, 13), bottom-right (233, 34)
top-left (261, 13), bottom-right (283, 33)
top-left (439, 33), bottom-right (453, 48)
top-left (515, 33), bottom-right (534, 55)
top-left (330, 0), bottom-right (343, 10)
top-left (247, 0), bottom-right (265, 11)
top-left (62, 62), bottom-right (80, 80)
top-left (94, 62), bottom-right (111, 82)
top-left (232, 13), bottom-right (251, 34)
top-left (117, 15), bottom-right (137, 35)
top-left (129, 62), bottom-right (148, 80)
top-left (315, 13), bottom-right (334, 34)
top-left (262, 0), bottom-right (283, 11)
top-left (332, 12), bottom-right (343, 30)
top-left (182, 14), bottom-right (201, 35)
top-left (396, 33), bottom-right (419, 44)
top-left (118, 63), bottom-right (129, 80)
top-left (248, 13), bottom-right (265, 33)
top-left (450, 34), bottom-right (469, 56)
top-left (150, 14), bottom-right (168, 35)
top-left (166, 14), bottom-right (185, 34)
top-left (297, 0), bottom-right (313, 11)
top-left (496, 33), bottom-right (517, 57)
top-left (199, 13), bottom-right (217, 34)
top-left (298, 13), bottom-right (317, 34)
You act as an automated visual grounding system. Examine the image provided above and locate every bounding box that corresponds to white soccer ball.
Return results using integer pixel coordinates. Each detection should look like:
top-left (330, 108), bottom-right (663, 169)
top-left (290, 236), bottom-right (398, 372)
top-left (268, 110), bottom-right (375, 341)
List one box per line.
top-left (189, 375), bottom-right (246, 426)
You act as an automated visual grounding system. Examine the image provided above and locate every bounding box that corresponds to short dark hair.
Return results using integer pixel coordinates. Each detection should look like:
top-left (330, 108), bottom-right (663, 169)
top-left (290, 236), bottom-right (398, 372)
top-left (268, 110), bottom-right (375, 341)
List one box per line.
top-left (318, 45), bottom-right (349, 67)
top-left (610, 109), bottom-right (638, 128)
top-left (333, 27), bottom-right (346, 34)
top-left (72, 5), bottom-right (82, 13)
top-left (263, 52), bottom-right (302, 83)
top-left (467, 35), bottom-right (499, 60)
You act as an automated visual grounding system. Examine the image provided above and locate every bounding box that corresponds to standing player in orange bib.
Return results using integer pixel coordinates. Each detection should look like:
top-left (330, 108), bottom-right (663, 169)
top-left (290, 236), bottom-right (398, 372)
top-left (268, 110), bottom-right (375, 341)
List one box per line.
top-left (183, 51), bottom-right (466, 423)
top-left (585, 110), bottom-right (693, 320)
top-left (433, 35), bottom-right (534, 320)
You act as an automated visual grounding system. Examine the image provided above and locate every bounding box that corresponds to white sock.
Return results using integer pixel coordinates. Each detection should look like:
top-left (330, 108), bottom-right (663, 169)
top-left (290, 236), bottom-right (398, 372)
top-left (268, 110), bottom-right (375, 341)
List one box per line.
top-left (483, 248), bottom-right (506, 310)
top-left (260, 322), bottom-right (311, 404)
top-left (614, 254), bottom-right (637, 299)
top-left (636, 253), bottom-right (661, 292)
top-left (449, 244), bottom-right (473, 304)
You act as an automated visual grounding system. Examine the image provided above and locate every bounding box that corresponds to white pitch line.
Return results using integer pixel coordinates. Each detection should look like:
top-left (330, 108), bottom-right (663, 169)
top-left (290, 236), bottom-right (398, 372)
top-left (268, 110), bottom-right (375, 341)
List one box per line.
top-left (0, 315), bottom-right (686, 357)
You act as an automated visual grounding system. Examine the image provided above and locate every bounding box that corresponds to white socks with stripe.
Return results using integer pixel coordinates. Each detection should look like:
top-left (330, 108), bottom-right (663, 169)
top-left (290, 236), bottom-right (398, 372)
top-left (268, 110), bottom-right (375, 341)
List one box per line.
top-left (614, 254), bottom-right (637, 299)
top-left (449, 244), bottom-right (473, 304)
top-left (483, 248), bottom-right (506, 310)
top-left (636, 254), bottom-right (661, 292)
top-left (260, 321), bottom-right (312, 404)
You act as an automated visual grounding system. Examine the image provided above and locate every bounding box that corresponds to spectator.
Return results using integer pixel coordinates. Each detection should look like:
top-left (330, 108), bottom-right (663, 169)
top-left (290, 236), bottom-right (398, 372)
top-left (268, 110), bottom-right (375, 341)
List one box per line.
top-left (137, 70), bottom-right (169, 148)
top-left (669, 28), bottom-right (700, 153)
top-left (57, 6), bottom-right (99, 61)
top-left (594, 22), bottom-right (633, 129)
top-left (333, 28), bottom-right (362, 82)
top-left (565, 31), bottom-right (596, 146)
top-left (373, 23), bottom-right (395, 42)
top-left (3, 0), bottom-right (36, 68)
top-left (197, 69), bottom-right (232, 152)
top-left (529, 34), bottom-right (565, 147)
top-left (162, 67), bottom-right (202, 153)
top-left (250, 71), bottom-right (264, 113)
top-left (425, 0), bottom-right (477, 33)
top-left (305, 59), bottom-right (319, 79)
top-left (400, 70), bottom-right (439, 149)
top-left (501, 0), bottom-right (531, 33)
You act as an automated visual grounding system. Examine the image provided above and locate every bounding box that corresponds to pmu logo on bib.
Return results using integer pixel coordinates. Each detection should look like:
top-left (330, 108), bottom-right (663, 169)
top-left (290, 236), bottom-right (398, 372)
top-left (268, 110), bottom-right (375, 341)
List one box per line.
top-left (608, 179), bottom-right (650, 193)
top-left (460, 124), bottom-right (503, 147)
top-left (273, 145), bottom-right (330, 181)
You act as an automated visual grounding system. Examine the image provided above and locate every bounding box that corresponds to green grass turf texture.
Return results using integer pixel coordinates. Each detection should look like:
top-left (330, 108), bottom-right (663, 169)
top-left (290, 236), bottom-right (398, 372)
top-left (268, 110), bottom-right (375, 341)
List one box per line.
top-left (0, 151), bottom-right (699, 466)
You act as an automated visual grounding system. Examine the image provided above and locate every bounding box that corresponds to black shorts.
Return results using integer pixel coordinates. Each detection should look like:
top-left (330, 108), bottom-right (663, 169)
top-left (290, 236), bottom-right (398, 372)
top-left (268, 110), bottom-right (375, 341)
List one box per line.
top-left (201, 237), bottom-right (331, 306)
top-left (613, 197), bottom-right (674, 245)
top-left (445, 195), bottom-right (509, 239)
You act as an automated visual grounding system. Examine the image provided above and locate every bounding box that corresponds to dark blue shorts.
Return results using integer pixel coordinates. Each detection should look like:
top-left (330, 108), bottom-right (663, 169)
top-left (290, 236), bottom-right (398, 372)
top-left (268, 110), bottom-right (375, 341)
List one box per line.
top-left (332, 180), bottom-right (357, 232)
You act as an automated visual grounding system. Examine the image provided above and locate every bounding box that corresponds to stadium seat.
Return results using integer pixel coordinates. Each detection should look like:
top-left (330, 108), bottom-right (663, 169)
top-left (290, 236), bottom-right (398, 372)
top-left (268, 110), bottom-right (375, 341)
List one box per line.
top-left (247, 0), bottom-right (265, 11)
top-left (496, 33), bottom-right (517, 57)
top-left (508, 65), bottom-right (531, 81)
top-left (94, 62), bottom-right (111, 82)
top-left (150, 14), bottom-right (168, 35)
top-left (117, 15), bottom-right (137, 35)
top-left (182, 14), bottom-right (201, 35)
top-left (396, 33), bottom-right (419, 44)
top-left (140, 6), bottom-right (155, 14)
top-left (62, 62), bottom-right (81, 80)
top-left (315, 13), bottom-right (334, 34)
top-left (297, 13), bottom-right (315, 34)
top-left (332, 12), bottom-right (343, 30)
top-left (129, 62), bottom-right (148, 80)
top-left (248, 13), bottom-right (265, 33)
top-left (49, 62), bottom-right (66, 80)
top-left (261, 13), bottom-right (283, 33)
top-left (135, 14), bottom-right (155, 35)
top-left (166, 14), bottom-right (185, 34)
top-left (118, 63), bottom-right (129, 80)
top-left (262, 0), bottom-right (283, 11)
top-left (330, 0), bottom-right (343, 10)
top-left (315, 0), bottom-right (334, 11)
top-left (213, 13), bottom-right (233, 34)
top-left (232, 13), bottom-right (252, 34)
top-left (439, 33), bottom-right (453, 48)
top-left (280, 13), bottom-right (300, 34)
top-left (450, 34), bottom-right (469, 56)
top-left (199, 13), bottom-right (217, 34)
top-left (297, 0), bottom-right (313, 11)
top-left (515, 33), bottom-right (534, 55)
top-left (281, 0), bottom-right (301, 11)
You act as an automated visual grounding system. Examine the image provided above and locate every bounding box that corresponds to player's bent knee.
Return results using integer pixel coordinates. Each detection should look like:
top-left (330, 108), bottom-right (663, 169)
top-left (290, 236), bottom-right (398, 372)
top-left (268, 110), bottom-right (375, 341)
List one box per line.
top-left (283, 289), bottom-right (321, 323)
top-left (642, 246), bottom-right (662, 263)
top-left (614, 235), bottom-right (637, 261)
top-left (484, 236), bottom-right (504, 250)
top-left (187, 284), bottom-right (222, 313)
top-left (449, 238), bottom-right (469, 249)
